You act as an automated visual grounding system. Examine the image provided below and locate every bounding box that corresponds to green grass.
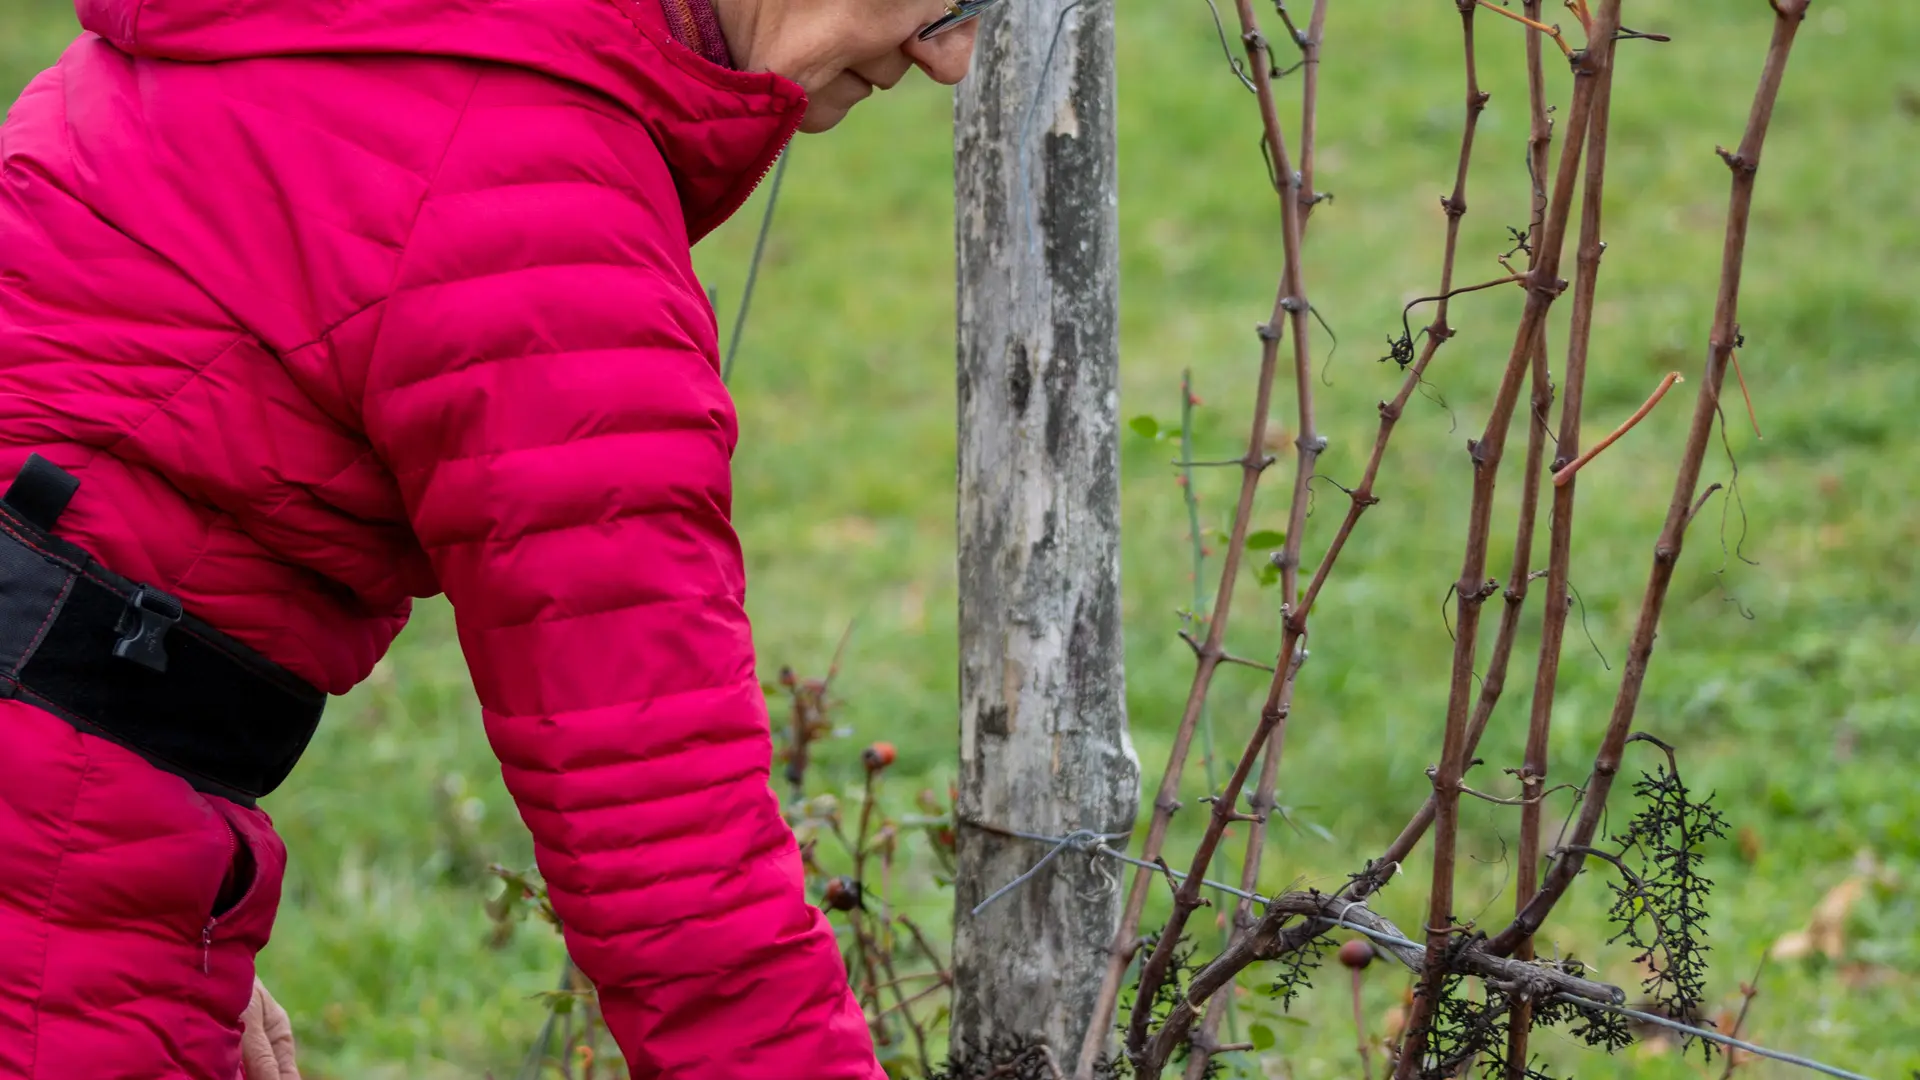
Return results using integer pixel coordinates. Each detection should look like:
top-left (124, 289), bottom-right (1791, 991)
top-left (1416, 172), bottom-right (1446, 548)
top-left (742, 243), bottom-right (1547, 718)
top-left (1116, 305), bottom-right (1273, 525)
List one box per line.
top-left (5, 0), bottom-right (1918, 1076)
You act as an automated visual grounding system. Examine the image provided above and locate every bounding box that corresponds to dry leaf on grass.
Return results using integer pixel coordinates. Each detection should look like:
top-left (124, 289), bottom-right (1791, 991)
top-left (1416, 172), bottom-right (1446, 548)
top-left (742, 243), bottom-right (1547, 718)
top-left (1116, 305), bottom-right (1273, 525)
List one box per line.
top-left (1770, 875), bottom-right (1867, 961)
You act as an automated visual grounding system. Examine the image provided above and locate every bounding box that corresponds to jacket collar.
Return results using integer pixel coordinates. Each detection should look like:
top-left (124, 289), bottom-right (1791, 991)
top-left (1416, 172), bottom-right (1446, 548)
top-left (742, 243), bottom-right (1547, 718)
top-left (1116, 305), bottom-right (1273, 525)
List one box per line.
top-left (77, 0), bottom-right (807, 240)
top-left (658, 0), bottom-right (733, 70)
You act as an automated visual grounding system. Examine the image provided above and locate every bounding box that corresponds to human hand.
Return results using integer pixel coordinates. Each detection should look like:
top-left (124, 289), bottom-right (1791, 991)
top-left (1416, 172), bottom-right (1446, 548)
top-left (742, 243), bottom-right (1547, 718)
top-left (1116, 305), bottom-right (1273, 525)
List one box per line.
top-left (239, 977), bottom-right (300, 1080)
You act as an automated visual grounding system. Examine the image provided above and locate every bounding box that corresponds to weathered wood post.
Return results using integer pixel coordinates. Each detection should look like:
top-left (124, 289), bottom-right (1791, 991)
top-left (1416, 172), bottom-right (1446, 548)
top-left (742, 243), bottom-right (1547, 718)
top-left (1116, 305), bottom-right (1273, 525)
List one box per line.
top-left (951, 0), bottom-right (1138, 1065)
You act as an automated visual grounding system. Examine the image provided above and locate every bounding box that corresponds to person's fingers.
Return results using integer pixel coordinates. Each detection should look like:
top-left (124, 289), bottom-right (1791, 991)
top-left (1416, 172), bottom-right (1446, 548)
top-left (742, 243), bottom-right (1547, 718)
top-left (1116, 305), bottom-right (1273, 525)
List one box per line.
top-left (256, 980), bottom-right (302, 1080)
top-left (240, 979), bottom-right (281, 1080)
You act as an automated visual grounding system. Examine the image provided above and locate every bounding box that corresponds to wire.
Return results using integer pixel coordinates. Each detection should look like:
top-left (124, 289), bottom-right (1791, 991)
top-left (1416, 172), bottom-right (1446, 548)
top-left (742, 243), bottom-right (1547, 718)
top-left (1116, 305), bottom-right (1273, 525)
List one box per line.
top-left (1015, 0), bottom-right (1098, 258)
top-left (965, 822), bottom-right (1879, 1080)
top-left (721, 146), bottom-right (792, 384)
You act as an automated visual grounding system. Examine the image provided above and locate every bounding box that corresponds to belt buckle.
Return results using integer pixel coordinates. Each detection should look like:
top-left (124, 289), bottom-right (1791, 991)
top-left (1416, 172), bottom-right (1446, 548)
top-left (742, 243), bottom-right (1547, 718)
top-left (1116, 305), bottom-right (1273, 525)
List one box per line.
top-left (113, 586), bottom-right (184, 674)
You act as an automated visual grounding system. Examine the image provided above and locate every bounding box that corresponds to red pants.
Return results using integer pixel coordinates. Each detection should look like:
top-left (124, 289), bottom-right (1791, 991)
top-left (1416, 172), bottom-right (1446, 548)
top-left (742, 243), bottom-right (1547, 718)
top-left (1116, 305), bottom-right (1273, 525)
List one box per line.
top-left (0, 701), bottom-right (283, 1078)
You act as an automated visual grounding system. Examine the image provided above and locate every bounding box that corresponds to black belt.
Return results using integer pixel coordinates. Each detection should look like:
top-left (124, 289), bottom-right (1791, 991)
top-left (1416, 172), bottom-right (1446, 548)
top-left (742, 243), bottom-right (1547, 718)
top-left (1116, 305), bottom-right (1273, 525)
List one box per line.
top-left (0, 454), bottom-right (325, 806)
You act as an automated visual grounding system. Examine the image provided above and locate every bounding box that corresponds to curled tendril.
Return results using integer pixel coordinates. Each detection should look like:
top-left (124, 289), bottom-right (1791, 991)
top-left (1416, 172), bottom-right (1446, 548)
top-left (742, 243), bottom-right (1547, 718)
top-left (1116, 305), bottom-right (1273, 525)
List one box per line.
top-left (1200, 0), bottom-right (1257, 92)
top-left (1382, 330), bottom-right (1417, 368)
top-left (1504, 223), bottom-right (1534, 261)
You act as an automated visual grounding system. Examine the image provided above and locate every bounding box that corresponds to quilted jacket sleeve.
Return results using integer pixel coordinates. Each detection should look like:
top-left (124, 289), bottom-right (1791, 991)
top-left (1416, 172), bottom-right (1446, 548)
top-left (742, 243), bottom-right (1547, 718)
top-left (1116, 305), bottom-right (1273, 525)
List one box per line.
top-left (360, 75), bottom-right (881, 1079)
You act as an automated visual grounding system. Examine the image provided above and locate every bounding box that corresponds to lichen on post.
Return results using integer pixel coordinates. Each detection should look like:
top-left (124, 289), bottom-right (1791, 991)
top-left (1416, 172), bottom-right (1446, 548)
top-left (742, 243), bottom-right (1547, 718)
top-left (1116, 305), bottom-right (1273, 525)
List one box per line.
top-left (951, 0), bottom-right (1138, 1065)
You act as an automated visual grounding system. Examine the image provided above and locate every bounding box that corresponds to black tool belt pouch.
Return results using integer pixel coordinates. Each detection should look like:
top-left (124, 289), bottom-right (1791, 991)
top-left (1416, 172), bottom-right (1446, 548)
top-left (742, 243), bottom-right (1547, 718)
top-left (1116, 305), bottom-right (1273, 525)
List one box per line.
top-left (0, 454), bottom-right (325, 806)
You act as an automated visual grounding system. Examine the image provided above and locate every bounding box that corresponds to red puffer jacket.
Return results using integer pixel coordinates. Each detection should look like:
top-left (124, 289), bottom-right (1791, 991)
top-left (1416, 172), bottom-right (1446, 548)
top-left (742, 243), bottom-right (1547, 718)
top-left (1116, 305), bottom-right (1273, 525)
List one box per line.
top-left (0, 0), bottom-right (881, 1074)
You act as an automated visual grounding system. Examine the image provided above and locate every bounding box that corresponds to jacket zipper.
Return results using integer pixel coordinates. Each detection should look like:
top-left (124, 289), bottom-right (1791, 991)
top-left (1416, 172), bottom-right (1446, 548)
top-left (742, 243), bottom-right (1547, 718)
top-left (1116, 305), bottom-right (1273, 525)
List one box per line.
top-left (202, 820), bottom-right (238, 974)
top-left (696, 109), bottom-right (804, 243)
top-left (603, 0), bottom-right (809, 243)
top-left (743, 120), bottom-right (801, 205)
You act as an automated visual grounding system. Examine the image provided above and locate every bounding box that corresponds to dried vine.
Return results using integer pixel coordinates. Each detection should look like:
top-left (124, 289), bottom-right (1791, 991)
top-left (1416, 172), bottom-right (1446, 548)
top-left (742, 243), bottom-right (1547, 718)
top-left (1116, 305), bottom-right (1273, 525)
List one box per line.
top-left (1078, 0), bottom-right (1325, 1068)
top-left (1077, 1), bottom-right (1820, 1077)
top-left (1117, 0), bottom-right (1336, 1060)
top-left (1396, 0), bottom-right (1627, 1063)
top-left (1488, 0), bottom-right (1814, 958)
top-left (1184, 0), bottom-right (1330, 1071)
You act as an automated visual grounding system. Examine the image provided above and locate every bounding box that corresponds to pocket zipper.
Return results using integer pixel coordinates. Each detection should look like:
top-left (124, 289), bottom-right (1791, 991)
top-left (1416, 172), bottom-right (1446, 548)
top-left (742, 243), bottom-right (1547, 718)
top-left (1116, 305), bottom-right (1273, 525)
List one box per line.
top-left (202, 818), bottom-right (239, 975)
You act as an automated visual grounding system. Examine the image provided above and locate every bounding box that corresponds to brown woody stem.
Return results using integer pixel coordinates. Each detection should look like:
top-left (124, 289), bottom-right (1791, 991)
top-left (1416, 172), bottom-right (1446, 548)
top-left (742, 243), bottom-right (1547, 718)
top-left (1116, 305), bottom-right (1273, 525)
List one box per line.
top-left (1487, 0), bottom-right (1811, 960)
top-left (1394, 4), bottom-right (1624, 1073)
top-left (1122, 0), bottom-right (1325, 1067)
top-left (1507, 0), bottom-right (1615, 1065)
top-left (1136, 891), bottom-right (1624, 1068)
top-left (868, 915), bottom-right (935, 1074)
top-left (1077, 0), bottom-right (1325, 1071)
top-left (1352, 966), bottom-right (1376, 1080)
top-left (1182, 0), bottom-right (1333, 1072)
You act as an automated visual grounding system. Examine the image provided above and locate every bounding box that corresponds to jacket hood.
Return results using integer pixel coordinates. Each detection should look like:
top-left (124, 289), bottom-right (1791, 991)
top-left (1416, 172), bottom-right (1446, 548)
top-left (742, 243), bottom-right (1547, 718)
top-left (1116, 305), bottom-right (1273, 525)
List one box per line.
top-left (74, 0), bottom-right (806, 238)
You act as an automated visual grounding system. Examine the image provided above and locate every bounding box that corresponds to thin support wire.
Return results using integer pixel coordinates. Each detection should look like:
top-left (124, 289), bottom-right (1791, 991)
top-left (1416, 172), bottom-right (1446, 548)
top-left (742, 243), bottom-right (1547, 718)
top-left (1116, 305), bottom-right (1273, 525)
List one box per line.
top-left (516, 957), bottom-right (578, 1080)
top-left (1095, 843), bottom-right (1265, 905)
top-left (1573, 1000), bottom-right (1875, 1080)
top-left (970, 827), bottom-right (1135, 915)
top-left (721, 146), bottom-right (791, 384)
top-left (963, 822), bottom-right (1879, 1080)
top-left (1016, 0), bottom-right (1099, 258)
top-left (1306, 916), bottom-right (1873, 1080)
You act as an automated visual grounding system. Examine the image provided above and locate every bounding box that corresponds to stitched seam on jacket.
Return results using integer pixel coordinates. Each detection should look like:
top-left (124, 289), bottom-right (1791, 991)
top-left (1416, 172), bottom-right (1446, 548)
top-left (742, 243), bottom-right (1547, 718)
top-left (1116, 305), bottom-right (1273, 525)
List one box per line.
top-left (484, 677), bottom-right (751, 724)
top-left (464, 590), bottom-right (740, 640)
top-left (257, 448), bottom-right (380, 523)
top-left (24, 95), bottom-right (404, 393)
top-left (379, 256), bottom-right (687, 303)
top-left (13, 153), bottom-right (378, 525)
top-left (4, 159), bottom-right (266, 473)
top-left (55, 440), bottom-right (226, 602)
top-left (295, 68), bottom-right (487, 427)
top-left (370, 338), bottom-right (712, 408)
top-left (281, 294), bottom-right (390, 359)
top-left (393, 425), bottom-right (725, 480)
top-left (504, 764), bottom-right (766, 814)
top-left (501, 754), bottom-right (760, 791)
top-left (498, 722), bottom-right (758, 772)
top-left (441, 501), bottom-right (683, 549)
top-left (485, 677), bottom-right (755, 728)
top-left (359, 68), bottom-right (490, 406)
top-left (24, 746), bottom-right (92, 1080)
top-left (168, 510), bottom-right (235, 597)
top-left (99, 336), bottom-right (251, 463)
top-left (15, 152), bottom-right (259, 346)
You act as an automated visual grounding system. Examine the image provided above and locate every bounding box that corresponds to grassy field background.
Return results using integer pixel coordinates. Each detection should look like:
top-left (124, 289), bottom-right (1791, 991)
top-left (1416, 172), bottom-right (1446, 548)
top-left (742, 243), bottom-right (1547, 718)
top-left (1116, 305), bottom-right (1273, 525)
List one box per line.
top-left (4, 0), bottom-right (1917, 1076)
